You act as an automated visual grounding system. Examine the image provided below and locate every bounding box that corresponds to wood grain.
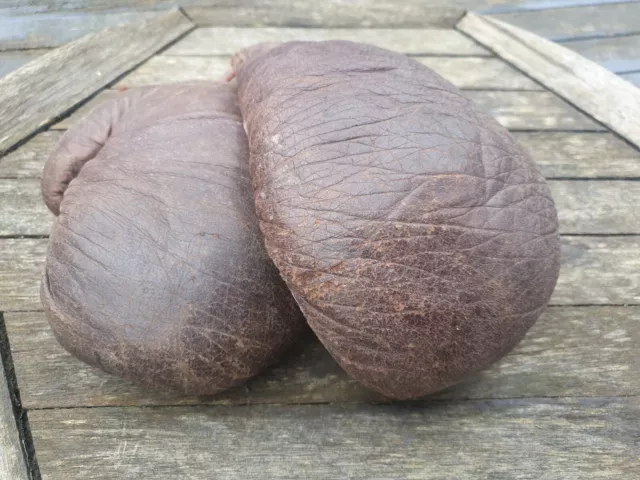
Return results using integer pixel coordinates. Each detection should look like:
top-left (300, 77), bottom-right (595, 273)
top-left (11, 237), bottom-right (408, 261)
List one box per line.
top-left (0, 49), bottom-right (48, 78)
top-left (418, 56), bottom-right (542, 90)
top-left (185, 3), bottom-right (464, 28)
top-left (459, 13), bottom-right (640, 148)
top-left (5, 131), bottom-right (637, 182)
top-left (163, 27), bottom-right (491, 56)
top-left (6, 306), bottom-right (639, 409)
top-left (0, 362), bottom-right (27, 480)
top-left (4, 178), bottom-right (637, 235)
top-left (465, 90), bottom-right (604, 131)
top-left (0, 11), bottom-right (158, 50)
top-left (563, 33), bottom-right (640, 73)
top-left (115, 54), bottom-right (542, 91)
top-left (8, 132), bottom-right (633, 182)
top-left (0, 239), bottom-right (47, 312)
top-left (55, 89), bottom-right (603, 132)
top-left (551, 180), bottom-right (640, 234)
top-left (28, 397), bottom-right (640, 480)
top-left (52, 90), bottom-right (119, 130)
top-left (0, 179), bottom-right (54, 235)
top-left (488, 2), bottom-right (640, 41)
top-left (0, 9), bottom-right (194, 154)
top-left (0, 131), bottom-right (62, 178)
top-left (554, 236), bottom-right (640, 305)
top-left (514, 132), bottom-right (640, 179)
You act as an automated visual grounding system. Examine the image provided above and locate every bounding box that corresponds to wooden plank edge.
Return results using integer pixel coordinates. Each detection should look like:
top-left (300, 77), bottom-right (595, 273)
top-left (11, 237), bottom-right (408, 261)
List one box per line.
top-left (457, 12), bottom-right (640, 150)
top-left (184, 5), bottom-right (466, 28)
top-left (0, 314), bottom-right (29, 479)
top-left (0, 8), bottom-right (194, 155)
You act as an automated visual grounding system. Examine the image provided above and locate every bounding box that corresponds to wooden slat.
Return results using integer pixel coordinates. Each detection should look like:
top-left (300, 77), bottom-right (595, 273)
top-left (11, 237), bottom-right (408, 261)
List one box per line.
top-left (0, 11), bottom-right (158, 50)
top-left (2, 235), bottom-right (638, 313)
top-left (488, 2), bottom-right (640, 41)
top-left (551, 180), bottom-right (640, 234)
top-left (5, 131), bottom-right (638, 182)
top-left (6, 306), bottom-right (638, 409)
top-left (0, 239), bottom-right (47, 312)
top-left (0, 180), bottom-right (53, 235)
top-left (514, 132), bottom-right (640, 179)
top-left (0, 49), bottom-right (48, 78)
top-left (163, 27), bottom-right (491, 56)
top-left (0, 363), bottom-right (27, 480)
top-left (0, 131), bottom-right (62, 178)
top-left (459, 13), bottom-right (640, 149)
top-left (115, 56), bottom-right (229, 87)
top-left (55, 89), bottom-right (603, 132)
top-left (3, 176), bottom-right (638, 235)
top-left (0, 9), bottom-right (194, 154)
top-left (52, 90), bottom-right (119, 130)
top-left (418, 56), bottom-right (542, 90)
top-left (555, 236), bottom-right (640, 305)
top-left (5, 131), bottom-right (639, 181)
top-left (563, 33), bottom-right (640, 73)
top-left (116, 55), bottom-right (542, 91)
top-left (185, 4), bottom-right (464, 28)
top-left (29, 398), bottom-right (640, 480)
top-left (465, 90), bottom-right (603, 130)
top-left (480, 0), bottom-right (635, 15)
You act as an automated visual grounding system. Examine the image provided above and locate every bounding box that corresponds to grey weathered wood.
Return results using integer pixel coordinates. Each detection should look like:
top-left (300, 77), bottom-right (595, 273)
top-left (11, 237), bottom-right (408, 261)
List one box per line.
top-left (480, 0), bottom-right (636, 15)
top-left (6, 306), bottom-right (639, 409)
top-left (0, 363), bottom-right (27, 480)
top-left (115, 56), bottom-right (230, 87)
top-left (6, 177), bottom-right (638, 235)
top-left (163, 27), bottom-right (491, 56)
top-left (562, 33), bottom-right (640, 73)
top-left (514, 132), bottom-right (640, 179)
top-left (0, 9), bottom-right (194, 154)
top-left (0, 239), bottom-right (47, 311)
top-left (0, 49), bottom-right (49, 78)
top-left (488, 2), bottom-right (640, 41)
top-left (0, 179), bottom-right (54, 235)
top-left (464, 90), bottom-right (603, 130)
top-left (459, 13), bottom-right (640, 148)
top-left (554, 236), bottom-right (640, 305)
top-left (186, 4), bottom-right (464, 28)
top-left (620, 70), bottom-right (640, 86)
top-left (56, 89), bottom-right (603, 132)
top-left (28, 397), bottom-right (640, 480)
top-left (1, 235), bottom-right (638, 311)
top-left (0, 131), bottom-right (63, 178)
top-left (12, 138), bottom-right (636, 185)
top-left (418, 56), bottom-right (542, 90)
top-left (116, 54), bottom-right (542, 91)
top-left (0, 11), bottom-right (159, 50)
top-left (551, 180), bottom-right (640, 234)
top-left (52, 90), bottom-right (120, 130)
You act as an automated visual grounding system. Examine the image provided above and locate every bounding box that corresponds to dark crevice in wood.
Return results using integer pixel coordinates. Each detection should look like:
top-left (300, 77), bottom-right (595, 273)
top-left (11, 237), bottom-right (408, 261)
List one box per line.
top-left (0, 235), bottom-right (49, 240)
top-left (21, 393), bottom-right (640, 412)
top-left (0, 313), bottom-right (40, 480)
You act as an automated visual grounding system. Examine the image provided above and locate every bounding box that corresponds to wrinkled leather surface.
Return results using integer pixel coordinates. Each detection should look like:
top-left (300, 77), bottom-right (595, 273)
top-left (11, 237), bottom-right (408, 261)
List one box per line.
top-left (41, 83), bottom-right (305, 395)
top-left (233, 41), bottom-right (561, 399)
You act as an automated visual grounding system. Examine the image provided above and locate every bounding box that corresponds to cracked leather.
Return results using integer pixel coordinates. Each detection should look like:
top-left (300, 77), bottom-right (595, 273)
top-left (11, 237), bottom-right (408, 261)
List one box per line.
top-left (40, 82), bottom-right (306, 395)
top-left (232, 41), bottom-right (561, 399)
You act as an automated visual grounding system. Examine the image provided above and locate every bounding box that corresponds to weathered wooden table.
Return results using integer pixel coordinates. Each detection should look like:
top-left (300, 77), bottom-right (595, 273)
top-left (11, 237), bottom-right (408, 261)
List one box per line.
top-left (1, 6), bottom-right (639, 480)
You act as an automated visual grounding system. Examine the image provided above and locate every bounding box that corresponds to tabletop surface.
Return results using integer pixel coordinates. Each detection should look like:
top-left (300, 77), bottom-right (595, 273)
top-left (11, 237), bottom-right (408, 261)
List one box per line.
top-left (0, 2), bottom-right (639, 479)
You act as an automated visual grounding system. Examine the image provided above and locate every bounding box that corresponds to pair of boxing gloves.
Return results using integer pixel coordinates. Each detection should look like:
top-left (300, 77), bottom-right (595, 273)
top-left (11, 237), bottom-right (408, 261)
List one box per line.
top-left (41, 41), bottom-right (560, 400)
